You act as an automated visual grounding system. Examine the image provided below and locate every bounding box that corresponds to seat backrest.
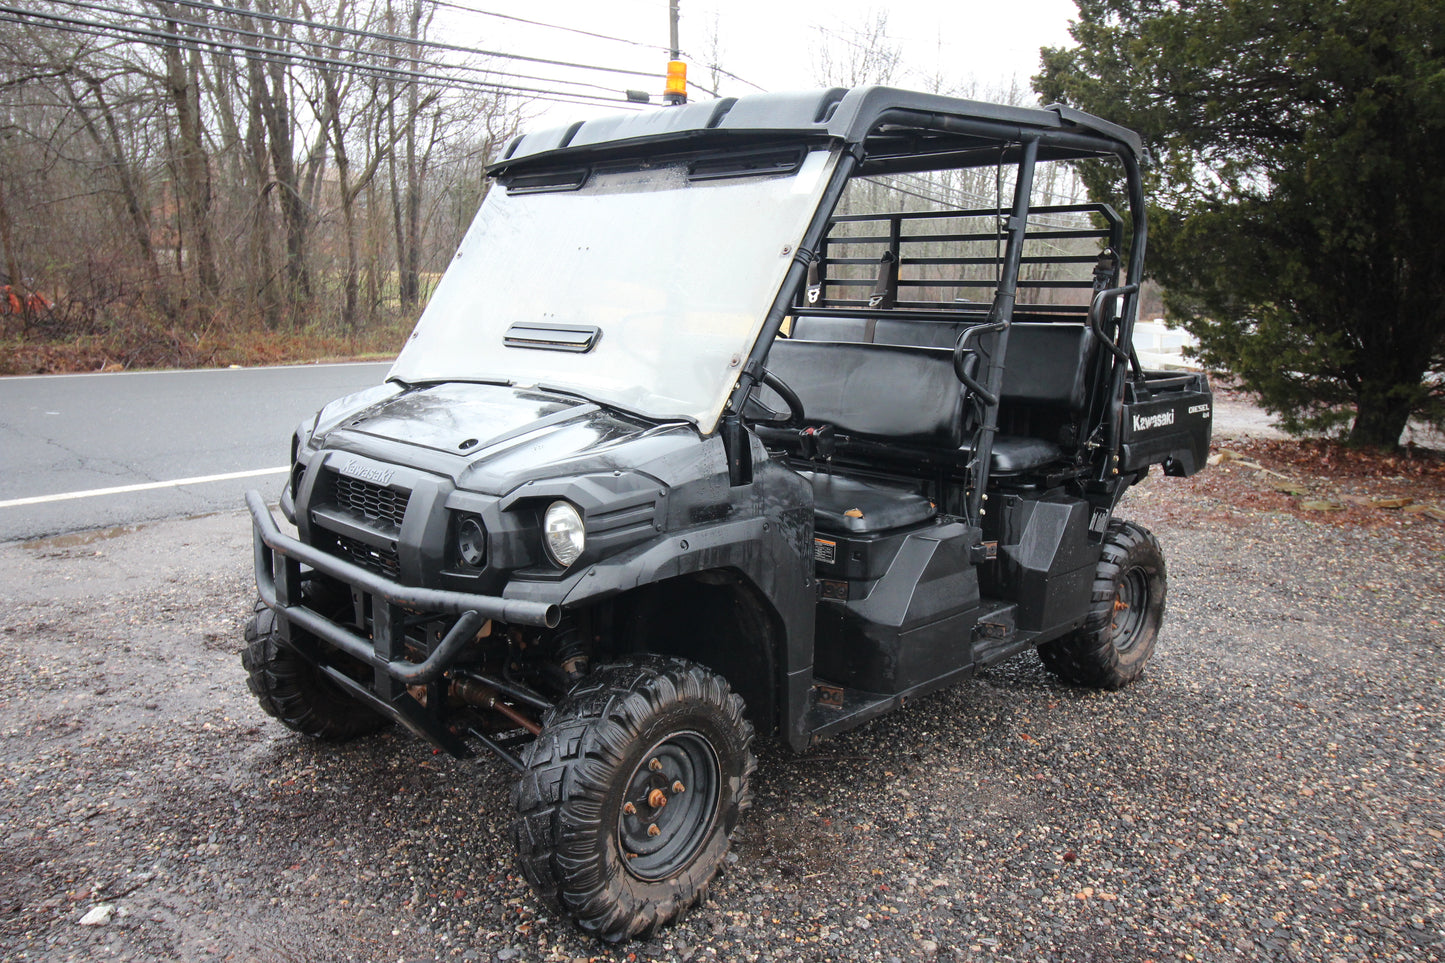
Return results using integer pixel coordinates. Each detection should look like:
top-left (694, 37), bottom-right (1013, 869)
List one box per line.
top-left (788, 316), bottom-right (1097, 415)
top-left (762, 339), bottom-right (964, 446)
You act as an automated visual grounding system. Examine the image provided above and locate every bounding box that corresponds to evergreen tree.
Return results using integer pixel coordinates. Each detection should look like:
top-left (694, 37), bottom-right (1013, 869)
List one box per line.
top-left (1037, 0), bottom-right (1445, 447)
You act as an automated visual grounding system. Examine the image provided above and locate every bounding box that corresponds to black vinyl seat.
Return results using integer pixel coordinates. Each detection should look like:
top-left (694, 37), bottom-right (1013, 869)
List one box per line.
top-left (798, 470), bottom-right (935, 534)
top-left (959, 435), bottom-right (1063, 473)
top-left (774, 317), bottom-right (1100, 476)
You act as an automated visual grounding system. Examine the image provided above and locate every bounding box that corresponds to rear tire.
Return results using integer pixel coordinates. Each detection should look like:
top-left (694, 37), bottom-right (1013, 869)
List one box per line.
top-left (1039, 519), bottom-right (1165, 689)
top-left (241, 599), bottom-right (388, 741)
top-left (511, 656), bottom-right (755, 942)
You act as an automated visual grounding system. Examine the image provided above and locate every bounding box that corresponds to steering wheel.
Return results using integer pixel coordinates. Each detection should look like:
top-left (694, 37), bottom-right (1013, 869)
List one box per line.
top-left (741, 367), bottom-right (805, 428)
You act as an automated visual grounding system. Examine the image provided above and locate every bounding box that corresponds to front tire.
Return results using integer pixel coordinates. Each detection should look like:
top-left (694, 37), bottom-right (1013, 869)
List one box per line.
top-left (1039, 519), bottom-right (1166, 689)
top-left (511, 657), bottom-right (755, 942)
top-left (241, 599), bottom-right (388, 741)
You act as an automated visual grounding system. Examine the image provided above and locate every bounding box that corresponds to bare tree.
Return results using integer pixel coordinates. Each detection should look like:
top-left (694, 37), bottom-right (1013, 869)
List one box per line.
top-left (0, 0), bottom-right (527, 368)
top-left (812, 10), bottom-right (901, 88)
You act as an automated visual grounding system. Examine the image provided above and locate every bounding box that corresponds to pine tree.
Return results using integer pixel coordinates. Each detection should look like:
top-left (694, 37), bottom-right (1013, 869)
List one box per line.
top-left (1037, 0), bottom-right (1445, 447)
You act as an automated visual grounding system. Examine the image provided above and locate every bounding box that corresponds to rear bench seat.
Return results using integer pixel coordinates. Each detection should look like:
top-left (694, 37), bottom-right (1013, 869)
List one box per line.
top-left (762, 319), bottom-right (1097, 532)
top-left (789, 316), bottom-right (1098, 421)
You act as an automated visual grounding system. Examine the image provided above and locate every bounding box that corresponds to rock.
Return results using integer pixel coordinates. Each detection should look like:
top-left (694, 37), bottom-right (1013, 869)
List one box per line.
top-left (78, 904), bottom-right (114, 926)
top-left (920, 938), bottom-right (940, 956)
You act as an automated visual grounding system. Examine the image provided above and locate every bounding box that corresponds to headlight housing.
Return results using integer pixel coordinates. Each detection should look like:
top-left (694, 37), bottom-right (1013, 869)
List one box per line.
top-left (542, 500), bottom-right (585, 567)
top-left (456, 516), bottom-right (486, 567)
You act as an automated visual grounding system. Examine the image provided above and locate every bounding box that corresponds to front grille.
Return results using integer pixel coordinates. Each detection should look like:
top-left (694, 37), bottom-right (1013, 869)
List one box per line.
top-left (334, 533), bottom-right (401, 579)
top-left (332, 473), bottom-right (410, 527)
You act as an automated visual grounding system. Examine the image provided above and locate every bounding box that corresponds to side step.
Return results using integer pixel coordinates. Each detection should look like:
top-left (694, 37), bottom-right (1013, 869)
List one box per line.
top-left (970, 599), bottom-right (1039, 668)
top-left (801, 662), bottom-right (976, 745)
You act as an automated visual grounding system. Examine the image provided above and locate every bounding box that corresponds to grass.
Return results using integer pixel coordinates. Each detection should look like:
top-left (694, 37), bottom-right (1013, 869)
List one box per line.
top-left (0, 316), bottom-right (414, 375)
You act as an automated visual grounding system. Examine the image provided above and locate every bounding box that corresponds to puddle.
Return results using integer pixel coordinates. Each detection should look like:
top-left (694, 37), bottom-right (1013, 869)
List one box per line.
top-left (23, 523), bottom-right (145, 551)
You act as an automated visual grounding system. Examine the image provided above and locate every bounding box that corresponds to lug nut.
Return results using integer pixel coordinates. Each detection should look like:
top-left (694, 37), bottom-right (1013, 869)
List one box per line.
top-left (623, 802), bottom-right (637, 815)
top-left (648, 789), bottom-right (668, 809)
top-left (647, 823), bottom-right (661, 837)
top-left (648, 758), bottom-right (663, 772)
top-left (672, 781), bottom-right (686, 793)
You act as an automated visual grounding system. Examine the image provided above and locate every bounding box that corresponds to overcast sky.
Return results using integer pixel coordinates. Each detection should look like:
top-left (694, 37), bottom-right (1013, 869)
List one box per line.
top-left (440, 0), bottom-right (1081, 127)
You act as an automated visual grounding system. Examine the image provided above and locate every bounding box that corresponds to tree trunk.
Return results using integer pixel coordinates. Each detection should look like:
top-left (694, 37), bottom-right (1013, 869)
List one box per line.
top-left (322, 72), bottom-right (360, 330)
top-left (1349, 391), bottom-right (1413, 449)
top-left (161, 14), bottom-right (220, 308)
top-left (68, 77), bottom-right (176, 322)
top-left (255, 53), bottom-right (311, 312)
top-left (0, 176), bottom-right (21, 291)
top-left (400, 0), bottom-right (422, 307)
top-left (244, 58), bottom-right (281, 330)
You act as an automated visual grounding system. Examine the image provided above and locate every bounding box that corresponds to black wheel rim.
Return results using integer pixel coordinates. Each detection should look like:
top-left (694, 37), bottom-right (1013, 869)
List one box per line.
top-left (617, 731), bottom-right (720, 882)
top-left (1111, 568), bottom-right (1149, 653)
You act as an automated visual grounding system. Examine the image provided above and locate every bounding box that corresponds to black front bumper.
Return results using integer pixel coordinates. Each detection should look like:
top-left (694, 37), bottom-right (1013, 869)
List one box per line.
top-left (248, 489), bottom-right (560, 686)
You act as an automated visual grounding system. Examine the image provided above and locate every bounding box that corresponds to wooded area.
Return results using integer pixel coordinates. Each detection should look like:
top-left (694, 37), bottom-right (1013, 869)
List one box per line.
top-left (0, 0), bottom-right (527, 371)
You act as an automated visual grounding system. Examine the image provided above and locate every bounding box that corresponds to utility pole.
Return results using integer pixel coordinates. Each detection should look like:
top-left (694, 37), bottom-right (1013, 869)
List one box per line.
top-left (664, 0), bottom-right (686, 105)
top-left (669, 0), bottom-right (680, 61)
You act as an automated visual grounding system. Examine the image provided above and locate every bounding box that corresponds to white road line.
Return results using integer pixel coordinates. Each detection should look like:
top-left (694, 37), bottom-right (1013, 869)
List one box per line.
top-left (0, 467), bottom-right (289, 508)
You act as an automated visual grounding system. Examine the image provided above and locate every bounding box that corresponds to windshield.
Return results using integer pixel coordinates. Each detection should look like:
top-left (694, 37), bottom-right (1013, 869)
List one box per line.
top-left (389, 148), bottom-right (838, 431)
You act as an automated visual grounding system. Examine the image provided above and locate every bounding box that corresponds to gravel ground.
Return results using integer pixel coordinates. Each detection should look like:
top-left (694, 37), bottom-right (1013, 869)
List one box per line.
top-left (1, 436), bottom-right (1443, 963)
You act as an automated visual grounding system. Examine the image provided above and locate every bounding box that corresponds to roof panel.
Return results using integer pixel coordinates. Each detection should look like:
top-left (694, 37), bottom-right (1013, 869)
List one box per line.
top-left (496, 86), bottom-right (1142, 172)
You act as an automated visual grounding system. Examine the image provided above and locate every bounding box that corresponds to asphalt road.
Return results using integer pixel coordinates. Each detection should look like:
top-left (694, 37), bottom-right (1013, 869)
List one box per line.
top-left (0, 362), bottom-right (392, 543)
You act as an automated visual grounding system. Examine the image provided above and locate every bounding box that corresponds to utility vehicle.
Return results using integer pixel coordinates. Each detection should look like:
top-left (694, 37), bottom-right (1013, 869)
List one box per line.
top-left (243, 87), bottom-right (1212, 941)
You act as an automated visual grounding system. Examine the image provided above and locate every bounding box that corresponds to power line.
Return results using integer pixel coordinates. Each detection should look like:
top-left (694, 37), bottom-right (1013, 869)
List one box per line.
top-left (80, 0), bottom-right (664, 82)
top-left (683, 58), bottom-right (766, 93)
top-left (432, 0), bottom-right (764, 95)
top-left (431, 0), bottom-right (671, 54)
top-left (41, 0), bottom-right (633, 99)
top-left (0, 7), bottom-right (644, 109)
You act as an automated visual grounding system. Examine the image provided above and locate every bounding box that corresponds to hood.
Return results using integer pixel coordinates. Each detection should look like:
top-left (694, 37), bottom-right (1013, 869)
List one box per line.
top-left (319, 381), bottom-right (595, 455)
top-left (317, 381), bottom-right (690, 494)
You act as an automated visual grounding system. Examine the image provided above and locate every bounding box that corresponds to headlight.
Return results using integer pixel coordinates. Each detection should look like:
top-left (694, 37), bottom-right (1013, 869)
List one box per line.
top-left (456, 516), bottom-right (486, 567)
top-left (543, 500), bottom-right (585, 567)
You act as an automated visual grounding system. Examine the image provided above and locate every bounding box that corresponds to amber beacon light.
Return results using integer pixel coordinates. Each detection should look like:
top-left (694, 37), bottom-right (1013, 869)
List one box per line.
top-left (664, 60), bottom-right (687, 104)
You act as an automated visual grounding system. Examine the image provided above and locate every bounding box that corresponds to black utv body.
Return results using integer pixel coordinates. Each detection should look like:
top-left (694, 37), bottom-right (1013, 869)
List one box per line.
top-left (243, 86), bottom-right (1212, 940)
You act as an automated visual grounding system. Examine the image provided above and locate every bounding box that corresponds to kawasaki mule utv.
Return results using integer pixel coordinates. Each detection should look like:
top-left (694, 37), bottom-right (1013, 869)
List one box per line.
top-left (242, 86), bottom-right (1212, 940)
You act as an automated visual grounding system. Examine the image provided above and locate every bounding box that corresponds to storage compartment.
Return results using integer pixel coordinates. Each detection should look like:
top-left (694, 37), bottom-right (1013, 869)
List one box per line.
top-left (814, 521), bottom-right (980, 694)
top-left (982, 492), bottom-right (1097, 635)
top-left (1119, 373), bottom-right (1213, 477)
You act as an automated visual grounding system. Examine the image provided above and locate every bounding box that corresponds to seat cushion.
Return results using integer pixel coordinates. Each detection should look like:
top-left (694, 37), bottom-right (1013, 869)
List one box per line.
top-left (798, 470), bottom-right (936, 534)
top-left (960, 435), bottom-right (1065, 473)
